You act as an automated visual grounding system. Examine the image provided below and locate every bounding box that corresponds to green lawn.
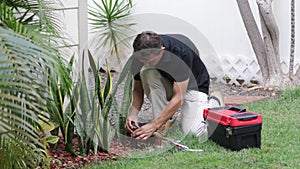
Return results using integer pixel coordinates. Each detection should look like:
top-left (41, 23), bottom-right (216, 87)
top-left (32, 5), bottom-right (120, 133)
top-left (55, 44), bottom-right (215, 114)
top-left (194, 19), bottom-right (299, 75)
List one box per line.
top-left (88, 87), bottom-right (300, 169)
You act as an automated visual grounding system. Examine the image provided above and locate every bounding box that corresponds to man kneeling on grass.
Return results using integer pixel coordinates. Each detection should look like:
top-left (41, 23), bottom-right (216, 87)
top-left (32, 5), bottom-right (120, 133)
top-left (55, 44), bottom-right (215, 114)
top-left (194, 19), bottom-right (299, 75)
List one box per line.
top-left (125, 31), bottom-right (222, 141)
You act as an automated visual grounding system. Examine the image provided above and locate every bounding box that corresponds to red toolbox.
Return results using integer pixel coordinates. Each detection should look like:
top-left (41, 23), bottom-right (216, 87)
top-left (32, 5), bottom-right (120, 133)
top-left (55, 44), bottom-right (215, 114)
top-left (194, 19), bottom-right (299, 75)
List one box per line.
top-left (203, 106), bottom-right (262, 151)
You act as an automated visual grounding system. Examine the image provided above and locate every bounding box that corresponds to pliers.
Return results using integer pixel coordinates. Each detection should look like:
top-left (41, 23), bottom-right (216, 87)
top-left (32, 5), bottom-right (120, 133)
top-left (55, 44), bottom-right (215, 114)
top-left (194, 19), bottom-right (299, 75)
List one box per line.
top-left (153, 132), bottom-right (203, 152)
top-left (170, 140), bottom-right (203, 152)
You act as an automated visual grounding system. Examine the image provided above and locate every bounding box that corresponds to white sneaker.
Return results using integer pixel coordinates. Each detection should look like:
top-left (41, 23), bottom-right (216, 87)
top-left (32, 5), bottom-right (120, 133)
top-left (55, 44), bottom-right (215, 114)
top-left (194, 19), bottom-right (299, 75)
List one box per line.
top-left (208, 91), bottom-right (225, 108)
top-left (195, 124), bottom-right (208, 143)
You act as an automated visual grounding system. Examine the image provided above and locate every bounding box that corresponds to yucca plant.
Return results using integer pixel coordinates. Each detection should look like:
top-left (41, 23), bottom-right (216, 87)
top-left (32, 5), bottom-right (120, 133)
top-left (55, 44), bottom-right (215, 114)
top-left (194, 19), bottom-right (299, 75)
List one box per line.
top-left (89, 0), bottom-right (135, 68)
top-left (74, 50), bottom-right (114, 154)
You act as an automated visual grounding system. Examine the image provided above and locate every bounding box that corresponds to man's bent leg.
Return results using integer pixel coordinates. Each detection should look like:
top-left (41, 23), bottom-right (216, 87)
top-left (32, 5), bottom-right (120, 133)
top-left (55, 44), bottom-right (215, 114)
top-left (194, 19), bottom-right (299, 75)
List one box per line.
top-left (181, 90), bottom-right (209, 137)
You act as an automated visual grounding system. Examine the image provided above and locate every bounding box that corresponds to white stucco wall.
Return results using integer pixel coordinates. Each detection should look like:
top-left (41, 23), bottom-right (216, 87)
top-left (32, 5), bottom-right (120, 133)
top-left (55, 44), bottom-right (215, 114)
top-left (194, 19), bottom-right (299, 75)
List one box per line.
top-left (129, 0), bottom-right (300, 83)
top-left (131, 0), bottom-right (258, 60)
top-left (60, 0), bottom-right (300, 84)
top-left (57, 0), bottom-right (79, 60)
top-left (129, 0), bottom-right (263, 83)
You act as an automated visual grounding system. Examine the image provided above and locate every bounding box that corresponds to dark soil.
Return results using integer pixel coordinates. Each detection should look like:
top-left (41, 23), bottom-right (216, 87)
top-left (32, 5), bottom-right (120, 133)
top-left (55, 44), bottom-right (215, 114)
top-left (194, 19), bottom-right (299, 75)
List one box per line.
top-left (49, 136), bottom-right (129, 169)
top-left (209, 81), bottom-right (279, 98)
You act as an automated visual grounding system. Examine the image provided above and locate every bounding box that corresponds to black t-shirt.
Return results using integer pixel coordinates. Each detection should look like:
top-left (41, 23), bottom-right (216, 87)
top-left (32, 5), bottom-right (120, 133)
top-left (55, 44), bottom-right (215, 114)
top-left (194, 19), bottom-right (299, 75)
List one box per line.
top-left (131, 34), bottom-right (210, 94)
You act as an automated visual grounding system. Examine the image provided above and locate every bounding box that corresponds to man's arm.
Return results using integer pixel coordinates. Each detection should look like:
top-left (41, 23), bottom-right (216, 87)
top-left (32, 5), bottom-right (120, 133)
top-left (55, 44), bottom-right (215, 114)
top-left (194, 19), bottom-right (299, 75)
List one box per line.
top-left (132, 79), bottom-right (189, 140)
top-left (125, 79), bottom-right (144, 133)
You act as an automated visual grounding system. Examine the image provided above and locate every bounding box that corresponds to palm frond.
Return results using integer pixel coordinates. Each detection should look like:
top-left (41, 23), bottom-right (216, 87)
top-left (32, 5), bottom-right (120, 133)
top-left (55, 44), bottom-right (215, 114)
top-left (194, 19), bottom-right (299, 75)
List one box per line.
top-left (0, 26), bottom-right (63, 168)
top-left (2, 0), bottom-right (64, 37)
top-left (1, 0), bottom-right (70, 49)
top-left (0, 3), bottom-right (28, 35)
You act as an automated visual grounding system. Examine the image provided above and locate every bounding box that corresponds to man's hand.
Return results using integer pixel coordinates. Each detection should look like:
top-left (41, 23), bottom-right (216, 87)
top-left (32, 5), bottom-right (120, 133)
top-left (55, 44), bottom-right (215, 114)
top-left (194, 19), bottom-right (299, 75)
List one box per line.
top-left (125, 114), bottom-right (139, 134)
top-left (131, 122), bottom-right (157, 140)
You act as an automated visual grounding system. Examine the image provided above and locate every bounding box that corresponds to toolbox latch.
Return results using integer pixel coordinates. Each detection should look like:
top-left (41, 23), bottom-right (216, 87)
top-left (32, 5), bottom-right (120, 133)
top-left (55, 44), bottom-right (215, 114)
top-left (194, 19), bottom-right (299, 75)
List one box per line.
top-left (226, 127), bottom-right (232, 138)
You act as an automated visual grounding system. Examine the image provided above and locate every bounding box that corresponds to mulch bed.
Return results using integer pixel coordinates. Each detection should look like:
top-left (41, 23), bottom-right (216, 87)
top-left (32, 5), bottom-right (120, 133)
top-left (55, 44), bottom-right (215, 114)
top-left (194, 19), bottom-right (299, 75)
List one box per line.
top-left (48, 82), bottom-right (279, 168)
top-left (49, 136), bottom-right (129, 169)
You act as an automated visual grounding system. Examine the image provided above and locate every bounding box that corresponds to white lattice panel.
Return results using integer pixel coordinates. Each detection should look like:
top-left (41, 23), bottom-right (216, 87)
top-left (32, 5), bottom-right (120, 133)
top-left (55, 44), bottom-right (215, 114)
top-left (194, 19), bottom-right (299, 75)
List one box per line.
top-left (280, 59), bottom-right (300, 75)
top-left (280, 60), bottom-right (289, 74)
top-left (204, 54), bottom-right (224, 83)
top-left (294, 63), bottom-right (300, 74)
top-left (220, 56), bottom-right (262, 85)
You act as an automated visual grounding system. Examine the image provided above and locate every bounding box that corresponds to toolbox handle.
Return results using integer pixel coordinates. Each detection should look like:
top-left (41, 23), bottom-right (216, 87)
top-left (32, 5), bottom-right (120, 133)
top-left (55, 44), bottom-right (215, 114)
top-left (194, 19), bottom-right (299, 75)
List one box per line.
top-left (228, 106), bottom-right (246, 113)
top-left (230, 113), bottom-right (258, 120)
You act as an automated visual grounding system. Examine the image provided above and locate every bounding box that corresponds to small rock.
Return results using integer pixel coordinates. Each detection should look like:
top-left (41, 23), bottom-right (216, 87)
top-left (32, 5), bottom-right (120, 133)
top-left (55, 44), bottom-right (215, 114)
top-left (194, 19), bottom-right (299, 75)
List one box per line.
top-left (247, 83), bottom-right (257, 88)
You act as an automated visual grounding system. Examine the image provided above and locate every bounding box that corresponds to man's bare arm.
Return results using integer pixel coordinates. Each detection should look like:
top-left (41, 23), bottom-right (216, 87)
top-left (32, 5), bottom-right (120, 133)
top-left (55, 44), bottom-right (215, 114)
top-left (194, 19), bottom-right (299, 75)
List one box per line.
top-left (133, 79), bottom-right (189, 140)
top-left (125, 80), bottom-right (144, 132)
top-left (152, 79), bottom-right (188, 129)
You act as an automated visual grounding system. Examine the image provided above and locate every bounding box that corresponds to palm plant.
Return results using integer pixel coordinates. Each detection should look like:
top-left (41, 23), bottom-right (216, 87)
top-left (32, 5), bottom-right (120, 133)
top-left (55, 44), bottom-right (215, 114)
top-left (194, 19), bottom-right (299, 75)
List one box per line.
top-left (0, 26), bottom-right (63, 168)
top-left (0, 0), bottom-right (72, 168)
top-left (0, 0), bottom-right (64, 42)
top-left (0, 1), bottom-right (71, 88)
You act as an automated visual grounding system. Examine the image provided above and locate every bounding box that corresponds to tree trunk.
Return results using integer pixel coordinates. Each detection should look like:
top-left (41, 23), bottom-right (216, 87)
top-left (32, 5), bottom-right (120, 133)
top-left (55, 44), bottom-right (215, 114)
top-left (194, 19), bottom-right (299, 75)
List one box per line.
top-left (289, 0), bottom-right (296, 77)
top-left (236, 0), bottom-right (269, 83)
top-left (256, 0), bottom-right (282, 86)
top-left (236, 0), bottom-right (282, 86)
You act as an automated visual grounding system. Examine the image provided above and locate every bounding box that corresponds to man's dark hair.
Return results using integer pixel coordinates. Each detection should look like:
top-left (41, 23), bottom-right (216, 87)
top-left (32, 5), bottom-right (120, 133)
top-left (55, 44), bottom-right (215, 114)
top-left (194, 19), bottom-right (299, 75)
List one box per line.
top-left (133, 31), bottom-right (162, 52)
top-left (132, 32), bottom-right (163, 61)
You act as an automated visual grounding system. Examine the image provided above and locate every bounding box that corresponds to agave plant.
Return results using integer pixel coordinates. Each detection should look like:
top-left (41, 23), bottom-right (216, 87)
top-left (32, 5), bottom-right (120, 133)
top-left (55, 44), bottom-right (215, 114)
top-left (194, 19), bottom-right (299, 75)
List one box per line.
top-left (74, 50), bottom-right (114, 154)
top-left (47, 55), bottom-right (77, 156)
top-left (110, 56), bottom-right (133, 139)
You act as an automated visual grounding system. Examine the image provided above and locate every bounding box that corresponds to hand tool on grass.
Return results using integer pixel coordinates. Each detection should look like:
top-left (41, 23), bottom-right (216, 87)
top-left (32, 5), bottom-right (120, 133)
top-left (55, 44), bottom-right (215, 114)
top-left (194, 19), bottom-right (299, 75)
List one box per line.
top-left (153, 132), bottom-right (203, 152)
